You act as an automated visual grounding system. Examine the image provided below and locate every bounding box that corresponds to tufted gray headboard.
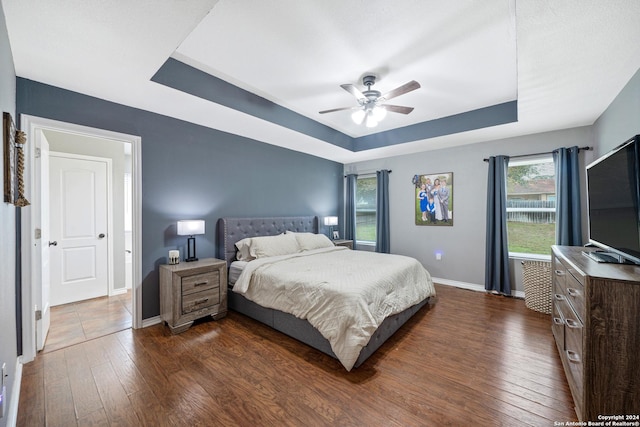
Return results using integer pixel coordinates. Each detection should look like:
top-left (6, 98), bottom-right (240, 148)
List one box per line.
top-left (217, 216), bottom-right (318, 267)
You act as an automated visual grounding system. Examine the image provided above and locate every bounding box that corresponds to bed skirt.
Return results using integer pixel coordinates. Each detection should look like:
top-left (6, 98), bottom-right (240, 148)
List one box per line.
top-left (228, 287), bottom-right (429, 368)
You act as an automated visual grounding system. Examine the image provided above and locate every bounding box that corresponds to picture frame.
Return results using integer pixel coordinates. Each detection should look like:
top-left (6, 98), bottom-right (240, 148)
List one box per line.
top-left (3, 112), bottom-right (16, 204)
top-left (332, 230), bottom-right (340, 240)
top-left (414, 172), bottom-right (453, 226)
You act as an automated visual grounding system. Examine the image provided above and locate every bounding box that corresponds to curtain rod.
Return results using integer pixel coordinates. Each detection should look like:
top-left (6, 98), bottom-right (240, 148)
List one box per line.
top-left (344, 170), bottom-right (392, 178)
top-left (483, 146), bottom-right (591, 162)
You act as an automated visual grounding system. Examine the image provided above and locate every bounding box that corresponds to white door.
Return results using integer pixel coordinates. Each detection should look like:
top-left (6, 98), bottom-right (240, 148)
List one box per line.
top-left (35, 136), bottom-right (50, 351)
top-left (49, 154), bottom-right (109, 306)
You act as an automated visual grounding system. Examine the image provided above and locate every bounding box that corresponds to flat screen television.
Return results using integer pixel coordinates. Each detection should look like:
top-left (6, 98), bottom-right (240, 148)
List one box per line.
top-left (586, 134), bottom-right (640, 264)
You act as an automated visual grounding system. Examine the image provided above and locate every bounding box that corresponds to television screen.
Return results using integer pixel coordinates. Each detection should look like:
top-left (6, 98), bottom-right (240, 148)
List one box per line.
top-left (586, 135), bottom-right (640, 263)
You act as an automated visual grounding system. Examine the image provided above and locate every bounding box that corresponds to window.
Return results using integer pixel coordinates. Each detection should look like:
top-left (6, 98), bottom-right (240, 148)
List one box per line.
top-left (356, 176), bottom-right (377, 243)
top-left (506, 156), bottom-right (556, 256)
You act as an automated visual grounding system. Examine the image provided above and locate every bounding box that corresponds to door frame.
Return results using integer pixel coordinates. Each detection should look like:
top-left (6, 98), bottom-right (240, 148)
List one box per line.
top-left (49, 151), bottom-right (114, 302)
top-left (20, 115), bottom-right (143, 363)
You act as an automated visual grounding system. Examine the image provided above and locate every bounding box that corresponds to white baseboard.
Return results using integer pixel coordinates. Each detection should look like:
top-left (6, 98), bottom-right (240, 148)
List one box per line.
top-left (432, 277), bottom-right (525, 299)
top-left (7, 356), bottom-right (23, 427)
top-left (142, 315), bottom-right (162, 328)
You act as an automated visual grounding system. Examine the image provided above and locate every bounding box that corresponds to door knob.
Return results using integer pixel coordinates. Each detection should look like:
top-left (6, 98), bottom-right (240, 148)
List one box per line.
top-left (48, 241), bottom-right (57, 246)
top-left (98, 233), bottom-right (106, 238)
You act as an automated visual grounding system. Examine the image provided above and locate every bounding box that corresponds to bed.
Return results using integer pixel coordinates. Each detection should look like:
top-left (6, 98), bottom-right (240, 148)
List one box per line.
top-left (216, 216), bottom-right (435, 370)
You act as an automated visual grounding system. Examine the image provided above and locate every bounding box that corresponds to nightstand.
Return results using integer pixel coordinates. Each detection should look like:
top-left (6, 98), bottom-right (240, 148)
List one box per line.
top-left (159, 257), bottom-right (227, 334)
top-left (333, 239), bottom-right (353, 249)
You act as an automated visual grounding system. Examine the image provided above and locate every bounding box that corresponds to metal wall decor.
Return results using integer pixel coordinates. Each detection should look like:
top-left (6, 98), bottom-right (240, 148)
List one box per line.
top-left (3, 112), bottom-right (15, 203)
top-left (3, 112), bottom-right (30, 206)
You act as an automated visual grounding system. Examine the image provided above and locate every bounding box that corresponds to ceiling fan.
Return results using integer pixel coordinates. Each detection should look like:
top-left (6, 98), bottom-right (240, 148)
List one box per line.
top-left (319, 74), bottom-right (420, 128)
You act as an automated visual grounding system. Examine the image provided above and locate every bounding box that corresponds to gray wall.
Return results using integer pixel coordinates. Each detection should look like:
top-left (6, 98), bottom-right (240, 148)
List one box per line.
top-left (0, 2), bottom-right (17, 426)
top-left (593, 68), bottom-right (640, 156)
top-left (345, 127), bottom-right (594, 293)
top-left (16, 79), bottom-right (344, 319)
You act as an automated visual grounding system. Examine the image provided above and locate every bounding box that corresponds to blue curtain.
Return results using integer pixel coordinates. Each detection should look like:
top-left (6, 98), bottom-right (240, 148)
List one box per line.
top-left (345, 174), bottom-right (357, 241)
top-left (554, 146), bottom-right (583, 246)
top-left (376, 170), bottom-right (390, 253)
top-left (485, 156), bottom-right (512, 295)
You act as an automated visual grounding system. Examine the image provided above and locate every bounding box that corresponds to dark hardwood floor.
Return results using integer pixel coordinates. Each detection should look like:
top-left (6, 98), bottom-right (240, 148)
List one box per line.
top-left (43, 291), bottom-right (132, 353)
top-left (18, 284), bottom-right (577, 426)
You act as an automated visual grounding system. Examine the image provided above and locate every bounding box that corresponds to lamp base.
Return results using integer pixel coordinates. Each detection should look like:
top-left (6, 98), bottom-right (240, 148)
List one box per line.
top-left (185, 236), bottom-right (198, 262)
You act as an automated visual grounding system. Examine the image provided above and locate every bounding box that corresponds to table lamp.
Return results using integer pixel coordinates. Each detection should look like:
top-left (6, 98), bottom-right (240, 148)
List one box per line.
top-left (177, 219), bottom-right (205, 262)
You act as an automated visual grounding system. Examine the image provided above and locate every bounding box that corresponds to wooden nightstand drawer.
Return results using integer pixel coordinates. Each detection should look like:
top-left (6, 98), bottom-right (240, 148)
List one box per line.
top-left (182, 287), bottom-right (220, 314)
top-left (182, 271), bottom-right (219, 294)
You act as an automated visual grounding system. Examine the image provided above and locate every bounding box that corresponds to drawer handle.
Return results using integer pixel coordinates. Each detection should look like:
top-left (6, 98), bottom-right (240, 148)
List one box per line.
top-left (566, 350), bottom-right (581, 364)
top-left (553, 317), bottom-right (564, 326)
top-left (565, 318), bottom-right (581, 329)
top-left (554, 294), bottom-right (566, 301)
top-left (194, 281), bottom-right (209, 287)
top-left (566, 287), bottom-right (579, 297)
top-left (555, 269), bottom-right (565, 276)
top-left (194, 298), bottom-right (209, 305)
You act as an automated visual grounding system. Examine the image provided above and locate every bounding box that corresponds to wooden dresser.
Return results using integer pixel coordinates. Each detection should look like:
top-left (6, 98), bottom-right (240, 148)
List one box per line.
top-left (160, 257), bottom-right (227, 334)
top-left (551, 245), bottom-right (640, 421)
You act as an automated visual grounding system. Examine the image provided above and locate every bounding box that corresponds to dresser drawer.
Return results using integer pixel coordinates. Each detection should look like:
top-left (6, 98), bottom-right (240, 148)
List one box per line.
top-left (182, 287), bottom-right (220, 314)
top-left (557, 294), bottom-right (584, 401)
top-left (553, 257), bottom-right (567, 291)
top-left (551, 300), bottom-right (565, 349)
top-left (182, 271), bottom-right (219, 295)
top-left (563, 271), bottom-right (585, 323)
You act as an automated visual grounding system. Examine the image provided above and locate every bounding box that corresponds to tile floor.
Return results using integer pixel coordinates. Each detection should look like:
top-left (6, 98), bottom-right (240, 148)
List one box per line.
top-left (42, 290), bottom-right (132, 353)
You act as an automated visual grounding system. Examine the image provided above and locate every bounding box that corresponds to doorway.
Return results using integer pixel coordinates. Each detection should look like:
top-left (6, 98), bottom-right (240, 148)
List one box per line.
top-left (20, 115), bottom-right (142, 362)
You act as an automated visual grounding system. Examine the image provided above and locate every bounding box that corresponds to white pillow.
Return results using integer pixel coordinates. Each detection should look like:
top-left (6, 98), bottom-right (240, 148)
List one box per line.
top-left (247, 232), bottom-right (301, 259)
top-left (287, 231), bottom-right (335, 251)
top-left (234, 237), bottom-right (255, 261)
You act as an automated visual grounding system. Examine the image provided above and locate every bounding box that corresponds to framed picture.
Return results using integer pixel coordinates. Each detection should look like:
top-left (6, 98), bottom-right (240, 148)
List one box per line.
top-left (3, 112), bottom-right (16, 204)
top-left (332, 231), bottom-right (340, 240)
top-left (414, 172), bottom-right (453, 226)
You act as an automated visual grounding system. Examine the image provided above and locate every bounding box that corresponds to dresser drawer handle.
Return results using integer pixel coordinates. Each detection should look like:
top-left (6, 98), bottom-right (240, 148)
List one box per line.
top-left (553, 317), bottom-right (564, 326)
top-left (194, 298), bottom-right (209, 305)
top-left (554, 294), bottom-right (566, 301)
top-left (555, 269), bottom-right (565, 276)
top-left (565, 318), bottom-right (581, 329)
top-left (566, 287), bottom-right (579, 297)
top-left (194, 281), bottom-right (209, 287)
top-left (566, 350), bottom-right (581, 364)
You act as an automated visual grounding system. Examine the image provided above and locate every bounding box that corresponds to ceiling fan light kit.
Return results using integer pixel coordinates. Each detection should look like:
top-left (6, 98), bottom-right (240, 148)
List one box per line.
top-left (320, 74), bottom-right (420, 127)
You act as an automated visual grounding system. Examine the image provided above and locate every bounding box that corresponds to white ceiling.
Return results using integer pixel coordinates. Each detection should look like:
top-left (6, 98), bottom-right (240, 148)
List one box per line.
top-left (3, 0), bottom-right (640, 163)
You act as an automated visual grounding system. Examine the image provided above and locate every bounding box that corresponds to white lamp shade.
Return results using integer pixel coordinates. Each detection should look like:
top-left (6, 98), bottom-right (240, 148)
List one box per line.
top-left (324, 216), bottom-right (338, 226)
top-left (351, 109), bottom-right (366, 125)
top-left (365, 112), bottom-right (378, 128)
top-left (177, 220), bottom-right (205, 236)
top-left (372, 105), bottom-right (387, 121)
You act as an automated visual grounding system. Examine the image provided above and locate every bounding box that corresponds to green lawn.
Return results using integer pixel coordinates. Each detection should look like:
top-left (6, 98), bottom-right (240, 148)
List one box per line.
top-left (356, 223), bottom-right (376, 242)
top-left (507, 221), bottom-right (555, 255)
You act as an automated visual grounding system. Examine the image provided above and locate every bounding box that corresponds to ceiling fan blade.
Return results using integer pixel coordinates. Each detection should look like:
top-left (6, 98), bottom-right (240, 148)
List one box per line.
top-left (340, 84), bottom-right (367, 101)
top-left (381, 104), bottom-right (414, 114)
top-left (379, 80), bottom-right (420, 101)
top-left (319, 106), bottom-right (357, 114)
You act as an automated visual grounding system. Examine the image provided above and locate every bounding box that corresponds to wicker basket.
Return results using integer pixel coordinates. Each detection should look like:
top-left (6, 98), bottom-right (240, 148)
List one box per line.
top-left (522, 260), bottom-right (552, 314)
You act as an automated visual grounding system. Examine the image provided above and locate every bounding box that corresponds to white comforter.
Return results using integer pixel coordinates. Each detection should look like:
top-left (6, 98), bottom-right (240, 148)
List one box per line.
top-left (233, 246), bottom-right (435, 370)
